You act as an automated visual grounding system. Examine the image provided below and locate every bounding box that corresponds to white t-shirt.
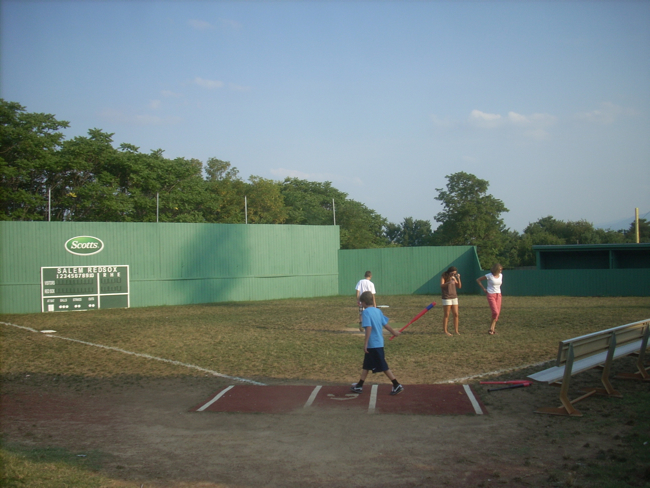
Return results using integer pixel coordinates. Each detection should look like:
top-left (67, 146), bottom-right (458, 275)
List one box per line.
top-left (355, 279), bottom-right (376, 296)
top-left (485, 273), bottom-right (503, 294)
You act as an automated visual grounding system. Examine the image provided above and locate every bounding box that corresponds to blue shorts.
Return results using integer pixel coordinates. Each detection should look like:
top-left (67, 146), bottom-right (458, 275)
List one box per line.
top-left (363, 347), bottom-right (390, 373)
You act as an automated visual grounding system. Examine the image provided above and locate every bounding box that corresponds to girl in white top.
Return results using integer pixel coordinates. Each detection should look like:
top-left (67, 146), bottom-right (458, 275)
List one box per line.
top-left (476, 263), bottom-right (503, 335)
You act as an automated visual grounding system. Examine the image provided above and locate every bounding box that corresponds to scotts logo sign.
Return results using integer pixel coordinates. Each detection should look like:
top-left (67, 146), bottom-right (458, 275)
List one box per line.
top-left (65, 236), bottom-right (104, 256)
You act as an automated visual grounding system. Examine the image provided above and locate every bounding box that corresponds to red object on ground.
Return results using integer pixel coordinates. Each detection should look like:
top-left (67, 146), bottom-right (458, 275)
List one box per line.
top-left (192, 383), bottom-right (486, 416)
top-left (479, 380), bottom-right (532, 386)
top-left (389, 302), bottom-right (436, 340)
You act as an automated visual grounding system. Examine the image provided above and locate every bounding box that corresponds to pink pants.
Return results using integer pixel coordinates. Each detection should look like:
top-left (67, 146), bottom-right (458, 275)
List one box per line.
top-left (487, 293), bottom-right (502, 320)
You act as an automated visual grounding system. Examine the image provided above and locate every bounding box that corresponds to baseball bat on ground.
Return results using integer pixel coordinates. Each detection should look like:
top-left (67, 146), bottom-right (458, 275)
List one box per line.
top-left (389, 302), bottom-right (436, 340)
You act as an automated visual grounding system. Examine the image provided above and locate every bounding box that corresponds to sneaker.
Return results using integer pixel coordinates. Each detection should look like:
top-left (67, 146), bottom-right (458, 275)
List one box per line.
top-left (390, 384), bottom-right (404, 396)
top-left (350, 383), bottom-right (363, 393)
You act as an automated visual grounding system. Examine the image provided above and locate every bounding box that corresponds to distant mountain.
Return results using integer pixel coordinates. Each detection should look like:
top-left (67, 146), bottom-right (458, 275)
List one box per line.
top-left (596, 218), bottom-right (633, 231)
top-left (596, 210), bottom-right (649, 231)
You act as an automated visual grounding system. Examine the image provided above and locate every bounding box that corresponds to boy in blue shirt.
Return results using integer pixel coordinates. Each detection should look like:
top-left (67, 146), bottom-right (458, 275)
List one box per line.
top-left (351, 291), bottom-right (404, 396)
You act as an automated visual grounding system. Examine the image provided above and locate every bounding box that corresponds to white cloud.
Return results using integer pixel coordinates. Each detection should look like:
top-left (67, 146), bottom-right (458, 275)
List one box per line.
top-left (575, 102), bottom-right (637, 125)
top-left (468, 110), bottom-right (503, 128)
top-left (468, 110), bottom-right (556, 138)
top-left (220, 18), bottom-right (242, 30)
top-left (149, 99), bottom-right (161, 109)
top-left (229, 83), bottom-right (251, 92)
top-left (194, 77), bottom-right (224, 89)
top-left (188, 19), bottom-right (213, 31)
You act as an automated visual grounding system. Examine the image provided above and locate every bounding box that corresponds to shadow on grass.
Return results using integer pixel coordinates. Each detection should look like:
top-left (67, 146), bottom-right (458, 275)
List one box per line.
top-left (0, 441), bottom-right (113, 488)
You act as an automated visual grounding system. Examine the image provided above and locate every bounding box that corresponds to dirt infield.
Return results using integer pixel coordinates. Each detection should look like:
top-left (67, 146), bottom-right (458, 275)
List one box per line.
top-left (2, 361), bottom-right (648, 488)
top-left (193, 384), bottom-right (485, 415)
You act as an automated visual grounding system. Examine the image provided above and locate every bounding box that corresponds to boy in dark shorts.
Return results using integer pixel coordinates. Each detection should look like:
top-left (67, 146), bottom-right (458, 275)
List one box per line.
top-left (351, 291), bottom-right (404, 396)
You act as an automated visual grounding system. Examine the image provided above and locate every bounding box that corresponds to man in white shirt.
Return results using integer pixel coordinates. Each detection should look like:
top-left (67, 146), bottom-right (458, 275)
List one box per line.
top-left (355, 271), bottom-right (376, 327)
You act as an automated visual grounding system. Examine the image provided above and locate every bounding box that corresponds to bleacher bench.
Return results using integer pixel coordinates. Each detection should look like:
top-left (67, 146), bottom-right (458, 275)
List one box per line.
top-left (528, 318), bottom-right (650, 416)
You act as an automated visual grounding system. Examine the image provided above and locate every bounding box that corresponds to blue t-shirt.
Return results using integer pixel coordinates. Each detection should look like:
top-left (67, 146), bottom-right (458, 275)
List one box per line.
top-left (362, 307), bottom-right (390, 348)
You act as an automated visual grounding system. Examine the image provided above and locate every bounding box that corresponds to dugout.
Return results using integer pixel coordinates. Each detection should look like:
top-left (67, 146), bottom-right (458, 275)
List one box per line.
top-left (534, 244), bottom-right (650, 270)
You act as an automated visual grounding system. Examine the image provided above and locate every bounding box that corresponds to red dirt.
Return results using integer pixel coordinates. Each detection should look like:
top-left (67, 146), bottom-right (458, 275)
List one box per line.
top-left (0, 369), bottom-right (639, 487)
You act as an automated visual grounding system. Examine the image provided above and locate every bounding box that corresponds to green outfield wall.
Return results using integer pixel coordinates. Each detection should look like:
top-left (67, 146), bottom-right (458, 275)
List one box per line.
top-left (2, 222), bottom-right (648, 314)
top-left (338, 246), bottom-right (484, 297)
top-left (338, 246), bottom-right (650, 298)
top-left (0, 222), bottom-right (340, 314)
top-left (500, 268), bottom-right (650, 296)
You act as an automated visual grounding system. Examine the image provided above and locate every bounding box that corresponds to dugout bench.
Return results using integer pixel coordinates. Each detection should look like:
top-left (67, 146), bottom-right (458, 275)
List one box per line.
top-left (527, 318), bottom-right (650, 416)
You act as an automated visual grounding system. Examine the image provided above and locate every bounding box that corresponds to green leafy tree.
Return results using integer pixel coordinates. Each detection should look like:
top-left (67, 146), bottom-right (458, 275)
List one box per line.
top-left (0, 99), bottom-right (69, 220)
top-left (337, 199), bottom-right (388, 249)
top-left (52, 129), bottom-right (130, 221)
top-left (385, 217), bottom-right (434, 247)
top-left (204, 158), bottom-right (245, 223)
top-left (514, 216), bottom-right (626, 266)
top-left (623, 218), bottom-right (650, 243)
top-left (280, 178), bottom-right (341, 225)
top-left (279, 178), bottom-right (387, 249)
top-left (245, 176), bottom-right (287, 224)
top-left (432, 172), bottom-right (509, 268)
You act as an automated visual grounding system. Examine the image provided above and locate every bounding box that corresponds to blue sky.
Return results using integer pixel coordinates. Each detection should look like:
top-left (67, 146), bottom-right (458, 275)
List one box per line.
top-left (2, 0), bottom-right (649, 232)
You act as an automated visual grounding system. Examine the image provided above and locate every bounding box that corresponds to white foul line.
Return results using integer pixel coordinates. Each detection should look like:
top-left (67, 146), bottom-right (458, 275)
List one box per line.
top-left (1, 322), bottom-right (38, 333)
top-left (0, 321), bottom-right (265, 386)
top-left (463, 384), bottom-right (484, 415)
top-left (197, 385), bottom-right (235, 411)
top-left (444, 360), bottom-right (552, 384)
top-left (304, 385), bottom-right (322, 408)
top-left (368, 384), bottom-right (378, 414)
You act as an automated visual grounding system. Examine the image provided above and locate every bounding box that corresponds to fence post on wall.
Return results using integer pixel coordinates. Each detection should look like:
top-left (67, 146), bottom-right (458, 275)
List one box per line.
top-left (48, 187), bottom-right (51, 222)
top-left (245, 196), bottom-right (248, 224)
top-left (333, 199), bottom-right (336, 225)
top-left (156, 193), bottom-right (159, 223)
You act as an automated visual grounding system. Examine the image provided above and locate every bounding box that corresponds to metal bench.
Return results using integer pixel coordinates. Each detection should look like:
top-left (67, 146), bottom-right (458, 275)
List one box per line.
top-left (527, 318), bottom-right (650, 416)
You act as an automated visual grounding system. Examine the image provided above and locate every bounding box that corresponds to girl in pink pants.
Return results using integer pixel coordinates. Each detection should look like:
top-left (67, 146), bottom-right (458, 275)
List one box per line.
top-left (477, 264), bottom-right (503, 335)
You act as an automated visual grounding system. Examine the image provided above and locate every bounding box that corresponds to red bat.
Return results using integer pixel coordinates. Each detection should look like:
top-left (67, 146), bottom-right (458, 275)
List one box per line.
top-left (487, 383), bottom-right (532, 392)
top-left (389, 302), bottom-right (436, 340)
top-left (480, 380), bottom-right (532, 385)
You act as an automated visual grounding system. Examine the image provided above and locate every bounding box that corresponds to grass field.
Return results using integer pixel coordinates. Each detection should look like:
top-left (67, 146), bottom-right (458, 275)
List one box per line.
top-left (2, 295), bottom-right (649, 384)
top-left (2, 295), bottom-right (650, 487)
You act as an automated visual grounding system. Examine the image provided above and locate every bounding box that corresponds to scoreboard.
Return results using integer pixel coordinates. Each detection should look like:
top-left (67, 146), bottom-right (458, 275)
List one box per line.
top-left (41, 265), bottom-right (130, 312)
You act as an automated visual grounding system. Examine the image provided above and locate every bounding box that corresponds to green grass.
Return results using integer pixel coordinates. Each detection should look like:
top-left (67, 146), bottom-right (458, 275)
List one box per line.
top-left (2, 295), bottom-right (649, 384)
top-left (0, 444), bottom-right (124, 488)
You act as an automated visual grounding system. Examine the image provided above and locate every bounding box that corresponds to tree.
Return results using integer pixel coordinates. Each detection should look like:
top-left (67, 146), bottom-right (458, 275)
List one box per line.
top-left (432, 172), bottom-right (509, 268)
top-left (0, 99), bottom-right (69, 220)
top-left (523, 216), bottom-right (625, 246)
top-left (385, 217), bottom-right (434, 247)
top-left (279, 178), bottom-right (388, 249)
top-left (623, 218), bottom-right (650, 243)
top-left (337, 199), bottom-right (388, 249)
top-left (204, 158), bottom-right (245, 223)
top-left (280, 178), bottom-right (341, 226)
top-left (52, 129), bottom-right (129, 221)
top-left (245, 176), bottom-right (287, 224)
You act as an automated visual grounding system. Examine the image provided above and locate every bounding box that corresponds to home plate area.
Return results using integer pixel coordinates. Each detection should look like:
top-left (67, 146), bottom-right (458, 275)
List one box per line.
top-left (193, 384), bottom-right (486, 415)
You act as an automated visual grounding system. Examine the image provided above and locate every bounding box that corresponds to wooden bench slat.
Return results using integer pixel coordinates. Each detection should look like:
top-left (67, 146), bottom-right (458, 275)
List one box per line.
top-left (529, 340), bottom-right (644, 384)
top-left (556, 319), bottom-right (650, 365)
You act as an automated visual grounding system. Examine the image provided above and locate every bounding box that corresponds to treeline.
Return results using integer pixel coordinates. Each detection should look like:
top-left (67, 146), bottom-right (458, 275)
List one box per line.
top-left (0, 100), bottom-right (386, 249)
top-left (1, 100), bottom-right (647, 265)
